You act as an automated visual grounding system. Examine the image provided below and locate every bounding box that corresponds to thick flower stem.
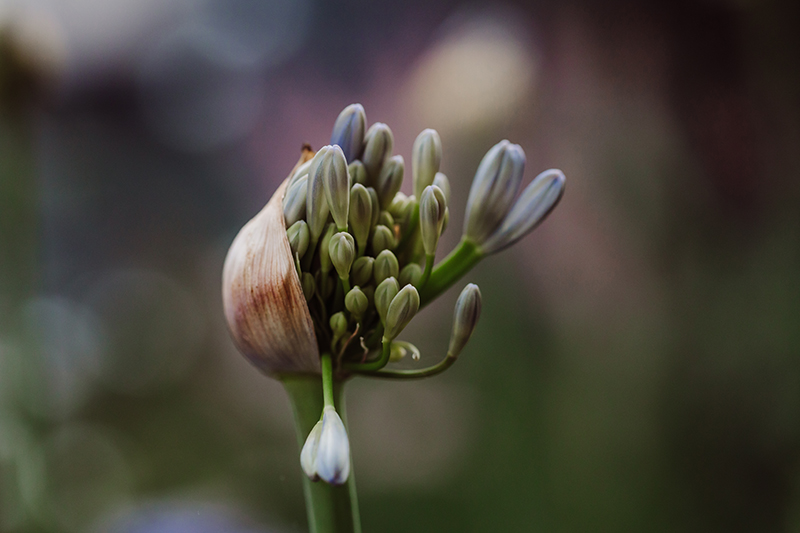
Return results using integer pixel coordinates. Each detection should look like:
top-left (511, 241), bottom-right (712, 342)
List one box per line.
top-left (418, 238), bottom-right (483, 306)
top-left (282, 376), bottom-right (361, 533)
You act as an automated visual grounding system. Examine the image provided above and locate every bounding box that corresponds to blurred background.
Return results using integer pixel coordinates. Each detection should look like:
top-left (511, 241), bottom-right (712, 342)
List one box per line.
top-left (1, 0), bottom-right (800, 531)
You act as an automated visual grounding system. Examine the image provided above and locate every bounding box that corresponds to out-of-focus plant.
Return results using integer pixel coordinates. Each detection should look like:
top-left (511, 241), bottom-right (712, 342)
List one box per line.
top-left (222, 104), bottom-right (565, 532)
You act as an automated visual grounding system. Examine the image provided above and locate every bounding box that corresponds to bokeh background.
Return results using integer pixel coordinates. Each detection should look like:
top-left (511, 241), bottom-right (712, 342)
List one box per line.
top-left (2, 0), bottom-right (800, 531)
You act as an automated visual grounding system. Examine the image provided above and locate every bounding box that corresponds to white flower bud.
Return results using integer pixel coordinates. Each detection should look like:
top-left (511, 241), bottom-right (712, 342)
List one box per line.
top-left (329, 232), bottom-right (356, 280)
top-left (375, 155), bottom-right (404, 209)
top-left (287, 220), bottom-right (310, 259)
top-left (316, 406), bottom-right (351, 485)
top-left (374, 277), bottom-right (399, 324)
top-left (320, 145), bottom-right (351, 231)
top-left (448, 283), bottom-right (482, 358)
top-left (349, 160), bottom-right (368, 186)
top-left (419, 185), bottom-right (447, 256)
top-left (371, 225), bottom-right (395, 255)
top-left (283, 174), bottom-right (308, 227)
top-left (350, 256), bottom-right (374, 287)
top-left (384, 285), bottom-right (420, 340)
top-left (362, 123), bottom-right (393, 180)
top-left (300, 420), bottom-right (323, 481)
top-left (349, 184), bottom-right (372, 254)
top-left (481, 169), bottom-right (566, 254)
top-left (307, 146), bottom-right (332, 242)
top-left (330, 103), bottom-right (366, 162)
top-left (412, 129), bottom-right (442, 199)
top-left (433, 172), bottom-right (451, 205)
top-left (373, 250), bottom-right (399, 284)
top-left (398, 263), bottom-right (422, 287)
top-left (345, 286), bottom-right (368, 320)
top-left (366, 187), bottom-right (381, 228)
top-left (463, 140), bottom-right (525, 245)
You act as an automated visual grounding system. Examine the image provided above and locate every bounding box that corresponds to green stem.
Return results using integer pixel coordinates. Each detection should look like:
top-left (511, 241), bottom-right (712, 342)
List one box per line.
top-left (341, 277), bottom-right (351, 295)
top-left (282, 376), bottom-right (362, 533)
top-left (321, 353), bottom-right (334, 408)
top-left (344, 338), bottom-right (391, 372)
top-left (362, 354), bottom-right (457, 380)
top-left (418, 238), bottom-right (483, 306)
top-left (419, 253), bottom-right (434, 287)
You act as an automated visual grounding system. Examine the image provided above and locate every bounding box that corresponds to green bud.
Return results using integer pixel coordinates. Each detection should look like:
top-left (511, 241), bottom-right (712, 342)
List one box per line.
top-left (366, 187), bottom-right (380, 228)
top-left (371, 225), bottom-right (395, 255)
top-left (301, 272), bottom-right (316, 301)
top-left (362, 123), bottom-right (393, 180)
top-left (442, 207), bottom-right (450, 234)
top-left (448, 283), bottom-right (482, 357)
top-left (330, 311), bottom-right (348, 338)
top-left (350, 256), bottom-right (374, 287)
top-left (283, 174), bottom-right (308, 227)
top-left (419, 185), bottom-right (447, 256)
top-left (389, 343), bottom-right (408, 362)
top-left (287, 220), bottom-right (310, 259)
top-left (319, 223), bottom-right (336, 274)
top-left (349, 160), bottom-right (368, 186)
top-left (387, 192), bottom-right (410, 220)
top-left (307, 146), bottom-right (332, 241)
top-left (378, 211), bottom-right (394, 229)
top-left (374, 277), bottom-right (399, 324)
top-left (376, 155), bottom-right (404, 209)
top-left (329, 232), bottom-right (356, 280)
top-left (345, 286), bottom-right (369, 319)
top-left (349, 184), bottom-right (372, 254)
top-left (330, 103), bottom-right (366, 162)
top-left (384, 285), bottom-right (420, 340)
top-left (433, 172), bottom-right (451, 205)
top-left (412, 129), bottom-right (442, 199)
top-left (463, 140), bottom-right (525, 245)
top-left (320, 145), bottom-right (350, 231)
top-left (398, 263), bottom-right (422, 287)
top-left (373, 250), bottom-right (399, 284)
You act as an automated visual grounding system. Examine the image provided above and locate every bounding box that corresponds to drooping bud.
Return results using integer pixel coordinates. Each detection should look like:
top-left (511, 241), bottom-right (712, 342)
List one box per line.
top-left (300, 420), bottom-right (323, 481)
top-left (287, 220), bottom-right (310, 260)
top-left (329, 232), bottom-right (356, 280)
top-left (330, 103), bottom-right (366, 162)
top-left (316, 406), bottom-right (351, 485)
top-left (399, 263), bottom-right (423, 287)
top-left (384, 285), bottom-right (420, 340)
top-left (345, 286), bottom-right (368, 320)
top-left (319, 223), bottom-right (336, 274)
top-left (366, 187), bottom-right (380, 228)
top-left (283, 174), bottom-right (308, 227)
top-left (375, 155), bottom-right (404, 209)
top-left (448, 283), bottom-right (482, 357)
top-left (350, 256), bottom-right (374, 287)
top-left (320, 145), bottom-right (350, 231)
top-left (307, 146), bottom-right (333, 242)
top-left (412, 129), bottom-right (442, 199)
top-left (374, 277), bottom-right (399, 324)
top-left (349, 160), bottom-right (368, 187)
top-left (349, 184), bottom-right (372, 254)
top-left (362, 123), bottom-right (393, 180)
top-left (373, 250), bottom-right (399, 284)
top-left (419, 185), bottom-right (447, 256)
top-left (463, 140), bottom-right (526, 245)
top-left (301, 272), bottom-right (315, 302)
top-left (371, 225), bottom-right (395, 254)
top-left (433, 172), bottom-right (451, 205)
top-left (480, 169), bottom-right (566, 254)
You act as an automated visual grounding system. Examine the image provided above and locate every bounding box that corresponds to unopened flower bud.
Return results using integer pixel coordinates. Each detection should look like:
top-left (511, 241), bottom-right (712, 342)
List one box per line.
top-left (330, 312), bottom-right (348, 339)
top-left (371, 225), bottom-right (395, 254)
top-left (316, 406), bottom-right (351, 485)
top-left (320, 145), bottom-right (350, 231)
top-left (387, 192), bottom-right (410, 221)
top-left (384, 285), bottom-right (420, 340)
top-left (412, 129), bottom-right (442, 199)
top-left (300, 420), bottom-right (323, 481)
top-left (319, 223), bottom-right (336, 274)
top-left (463, 140), bottom-right (526, 245)
top-left (374, 277), bottom-right (399, 324)
top-left (373, 249), bottom-right (399, 284)
top-left (349, 160), bottom-right (368, 186)
top-left (375, 155), bottom-right (404, 209)
top-left (481, 169), bottom-right (566, 254)
top-left (448, 283), bottom-right (482, 358)
top-left (289, 158), bottom-right (313, 187)
top-left (307, 146), bottom-right (333, 241)
top-left (301, 272), bottom-right (315, 301)
top-left (366, 187), bottom-right (380, 228)
top-left (329, 232), bottom-right (355, 280)
top-left (345, 286), bottom-right (368, 319)
top-left (349, 184), bottom-right (372, 254)
top-left (398, 263), bottom-right (422, 287)
top-left (287, 220), bottom-right (310, 259)
top-left (419, 185), bottom-right (447, 256)
top-left (350, 256), bottom-right (374, 287)
top-left (378, 211), bottom-right (394, 229)
top-left (283, 174), bottom-right (308, 227)
top-left (362, 123), bottom-right (393, 180)
top-left (330, 103), bottom-right (366, 162)
top-left (389, 343), bottom-right (408, 362)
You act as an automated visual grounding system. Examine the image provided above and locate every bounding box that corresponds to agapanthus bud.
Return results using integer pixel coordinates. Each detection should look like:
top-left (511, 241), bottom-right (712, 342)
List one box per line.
top-left (349, 184), bottom-right (372, 254)
top-left (387, 192), bottom-right (411, 221)
top-left (384, 285), bottom-right (420, 340)
top-left (316, 406), bottom-right (351, 485)
top-left (222, 178), bottom-right (319, 375)
top-left (419, 185), bottom-right (447, 256)
top-left (330, 312), bottom-right (348, 339)
top-left (330, 103), bottom-right (366, 162)
top-left (480, 169), bottom-right (566, 254)
top-left (301, 272), bottom-right (315, 302)
top-left (448, 283), bottom-right (482, 357)
top-left (375, 155), bottom-right (404, 209)
top-left (345, 286), bottom-right (368, 320)
top-left (349, 160), bottom-right (368, 186)
top-left (287, 220), bottom-right (310, 259)
top-left (350, 256), bottom-right (374, 287)
top-left (399, 263), bottom-right (423, 287)
top-left (373, 250), bottom-right (399, 284)
top-left (300, 420), bottom-right (323, 481)
top-left (318, 145), bottom-right (350, 231)
top-left (366, 187), bottom-right (380, 228)
top-left (433, 172), bottom-right (451, 205)
top-left (319, 223), bottom-right (336, 274)
top-left (374, 277), bottom-right (399, 324)
top-left (283, 174), bottom-right (308, 227)
top-left (371, 225), bottom-right (395, 254)
top-left (412, 129), bottom-right (442, 199)
top-left (329, 232), bottom-right (356, 280)
top-left (463, 140), bottom-right (526, 245)
top-left (289, 158), bottom-right (313, 187)
top-left (362, 123), bottom-right (393, 180)
top-left (307, 146), bottom-right (333, 241)
top-left (378, 211), bottom-right (394, 229)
